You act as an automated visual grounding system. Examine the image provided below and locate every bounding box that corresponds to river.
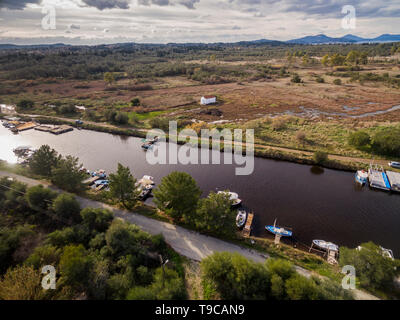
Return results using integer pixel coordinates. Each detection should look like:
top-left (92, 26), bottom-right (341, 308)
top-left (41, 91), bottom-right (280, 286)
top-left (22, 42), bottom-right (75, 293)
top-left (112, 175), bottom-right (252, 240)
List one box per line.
top-left (1, 124), bottom-right (399, 256)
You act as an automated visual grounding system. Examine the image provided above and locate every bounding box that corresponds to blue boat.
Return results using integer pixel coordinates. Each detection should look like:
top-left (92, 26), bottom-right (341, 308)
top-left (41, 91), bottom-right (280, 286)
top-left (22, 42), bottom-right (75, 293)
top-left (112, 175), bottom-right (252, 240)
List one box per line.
top-left (265, 219), bottom-right (292, 237)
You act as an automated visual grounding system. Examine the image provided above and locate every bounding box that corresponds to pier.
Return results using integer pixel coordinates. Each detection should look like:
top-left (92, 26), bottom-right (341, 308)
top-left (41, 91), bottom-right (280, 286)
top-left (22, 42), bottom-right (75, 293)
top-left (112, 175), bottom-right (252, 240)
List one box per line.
top-left (83, 176), bottom-right (100, 185)
top-left (386, 171), bottom-right (400, 193)
top-left (243, 212), bottom-right (254, 238)
top-left (368, 169), bottom-right (391, 191)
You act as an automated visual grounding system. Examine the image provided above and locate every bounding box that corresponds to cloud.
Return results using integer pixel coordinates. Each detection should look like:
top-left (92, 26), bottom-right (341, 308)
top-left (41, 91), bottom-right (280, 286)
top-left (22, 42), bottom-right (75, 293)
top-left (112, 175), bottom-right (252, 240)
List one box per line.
top-left (138, 0), bottom-right (200, 9)
top-left (0, 0), bottom-right (42, 10)
top-left (81, 0), bottom-right (131, 10)
top-left (229, 0), bottom-right (400, 18)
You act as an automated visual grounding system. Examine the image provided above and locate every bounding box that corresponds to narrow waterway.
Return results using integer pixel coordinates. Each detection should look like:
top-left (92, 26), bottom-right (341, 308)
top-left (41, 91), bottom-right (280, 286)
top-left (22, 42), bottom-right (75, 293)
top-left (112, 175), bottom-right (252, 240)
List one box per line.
top-left (1, 124), bottom-right (399, 256)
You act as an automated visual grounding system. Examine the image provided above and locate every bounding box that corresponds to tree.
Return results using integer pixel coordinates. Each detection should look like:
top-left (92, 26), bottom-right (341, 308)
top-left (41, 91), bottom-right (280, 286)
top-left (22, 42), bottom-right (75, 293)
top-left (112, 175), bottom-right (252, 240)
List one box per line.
top-left (16, 99), bottom-right (34, 110)
top-left (25, 185), bottom-right (57, 211)
top-left (291, 73), bottom-right (302, 83)
top-left (0, 265), bottom-right (44, 300)
top-left (51, 155), bottom-right (85, 193)
top-left (29, 145), bottom-right (60, 177)
top-left (109, 163), bottom-right (139, 209)
top-left (296, 131), bottom-right (306, 146)
top-left (321, 54), bottom-right (330, 66)
top-left (154, 171), bottom-right (201, 222)
top-left (114, 112), bottom-right (129, 125)
top-left (333, 78), bottom-right (342, 85)
top-left (313, 151), bottom-right (328, 164)
top-left (348, 131), bottom-right (371, 149)
top-left (59, 244), bottom-right (92, 288)
top-left (25, 245), bottom-right (61, 269)
top-left (339, 242), bottom-right (399, 290)
top-left (52, 193), bottom-right (81, 224)
top-left (330, 53), bottom-right (346, 66)
top-left (195, 191), bottom-right (235, 235)
top-left (105, 220), bottom-right (147, 257)
top-left (104, 72), bottom-right (115, 85)
top-left (131, 98), bottom-right (140, 106)
top-left (200, 252), bottom-right (270, 300)
top-left (372, 128), bottom-right (400, 157)
top-left (80, 208), bottom-right (113, 233)
top-left (346, 50), bottom-right (360, 65)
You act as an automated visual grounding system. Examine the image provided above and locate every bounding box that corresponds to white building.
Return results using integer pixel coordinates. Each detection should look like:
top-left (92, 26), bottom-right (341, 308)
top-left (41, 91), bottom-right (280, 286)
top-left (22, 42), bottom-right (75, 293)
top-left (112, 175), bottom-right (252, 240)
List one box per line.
top-left (200, 96), bottom-right (217, 105)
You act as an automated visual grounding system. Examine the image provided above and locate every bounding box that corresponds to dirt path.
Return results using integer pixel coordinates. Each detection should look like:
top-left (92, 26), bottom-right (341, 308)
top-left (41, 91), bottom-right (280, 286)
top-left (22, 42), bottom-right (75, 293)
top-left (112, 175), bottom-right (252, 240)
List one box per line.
top-left (0, 171), bottom-right (380, 300)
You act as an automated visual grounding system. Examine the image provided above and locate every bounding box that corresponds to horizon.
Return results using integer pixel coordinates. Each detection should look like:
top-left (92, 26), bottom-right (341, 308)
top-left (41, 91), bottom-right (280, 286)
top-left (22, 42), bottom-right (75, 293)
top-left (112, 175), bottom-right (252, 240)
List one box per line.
top-left (0, 1), bottom-right (399, 45)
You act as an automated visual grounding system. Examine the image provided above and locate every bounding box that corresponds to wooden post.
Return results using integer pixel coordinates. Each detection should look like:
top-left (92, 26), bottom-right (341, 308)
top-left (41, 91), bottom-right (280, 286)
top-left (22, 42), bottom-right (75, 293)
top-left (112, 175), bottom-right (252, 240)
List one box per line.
top-left (274, 234), bottom-right (281, 245)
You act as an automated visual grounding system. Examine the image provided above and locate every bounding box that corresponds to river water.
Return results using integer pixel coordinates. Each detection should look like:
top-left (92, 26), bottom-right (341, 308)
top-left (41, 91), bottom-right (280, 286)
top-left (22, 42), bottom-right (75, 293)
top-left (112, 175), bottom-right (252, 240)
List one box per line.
top-left (1, 124), bottom-right (399, 256)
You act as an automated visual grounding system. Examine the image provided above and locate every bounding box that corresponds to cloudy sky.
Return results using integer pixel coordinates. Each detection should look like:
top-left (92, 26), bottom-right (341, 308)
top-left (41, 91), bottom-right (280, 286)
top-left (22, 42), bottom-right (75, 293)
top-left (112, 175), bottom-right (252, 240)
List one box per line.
top-left (0, 0), bottom-right (399, 45)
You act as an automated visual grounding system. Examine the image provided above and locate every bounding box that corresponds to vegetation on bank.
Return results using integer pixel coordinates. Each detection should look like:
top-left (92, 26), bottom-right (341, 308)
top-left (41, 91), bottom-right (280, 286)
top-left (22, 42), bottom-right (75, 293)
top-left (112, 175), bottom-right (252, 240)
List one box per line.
top-left (0, 176), bottom-right (186, 300)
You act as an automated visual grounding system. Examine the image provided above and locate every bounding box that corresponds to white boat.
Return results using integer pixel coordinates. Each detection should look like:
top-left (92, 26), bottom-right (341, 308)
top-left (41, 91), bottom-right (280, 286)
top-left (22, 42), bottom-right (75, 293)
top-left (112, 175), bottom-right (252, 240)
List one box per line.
top-left (236, 210), bottom-right (248, 228)
top-left (312, 240), bottom-right (339, 252)
top-left (217, 191), bottom-right (242, 206)
top-left (389, 161), bottom-right (400, 169)
top-left (355, 170), bottom-right (368, 185)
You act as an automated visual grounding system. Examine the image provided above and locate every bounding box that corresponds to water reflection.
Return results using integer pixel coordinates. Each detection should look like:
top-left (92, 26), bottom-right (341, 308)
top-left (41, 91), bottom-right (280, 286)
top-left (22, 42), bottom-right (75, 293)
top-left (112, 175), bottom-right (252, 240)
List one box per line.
top-left (310, 166), bottom-right (324, 175)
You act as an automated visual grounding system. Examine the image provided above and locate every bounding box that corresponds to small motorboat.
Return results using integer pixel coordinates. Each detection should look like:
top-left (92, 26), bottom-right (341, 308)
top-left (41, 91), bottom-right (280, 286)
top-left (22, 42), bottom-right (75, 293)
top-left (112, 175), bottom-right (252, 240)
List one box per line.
top-left (355, 170), bottom-right (368, 185)
top-left (236, 210), bottom-right (248, 228)
top-left (265, 219), bottom-right (292, 237)
top-left (138, 188), bottom-right (152, 200)
top-left (217, 191), bottom-right (242, 206)
top-left (138, 175), bottom-right (155, 190)
top-left (94, 179), bottom-right (109, 186)
top-left (141, 143), bottom-right (153, 150)
top-left (312, 240), bottom-right (339, 252)
top-left (388, 161), bottom-right (400, 169)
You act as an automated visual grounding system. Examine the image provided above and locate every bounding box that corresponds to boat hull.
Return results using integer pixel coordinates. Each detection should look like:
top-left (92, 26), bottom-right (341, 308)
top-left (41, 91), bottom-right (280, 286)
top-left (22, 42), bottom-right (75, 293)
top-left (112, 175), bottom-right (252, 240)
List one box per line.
top-left (265, 225), bottom-right (292, 237)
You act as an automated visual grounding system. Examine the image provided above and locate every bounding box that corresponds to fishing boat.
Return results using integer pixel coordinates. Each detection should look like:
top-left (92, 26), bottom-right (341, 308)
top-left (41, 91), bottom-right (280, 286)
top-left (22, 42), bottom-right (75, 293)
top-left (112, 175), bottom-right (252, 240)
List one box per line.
top-left (217, 191), bottom-right (242, 206)
top-left (91, 170), bottom-right (107, 179)
top-left (265, 219), bottom-right (292, 237)
top-left (355, 170), bottom-right (368, 185)
top-left (389, 161), bottom-right (400, 169)
top-left (236, 209), bottom-right (248, 228)
top-left (312, 240), bottom-right (339, 252)
top-left (94, 179), bottom-right (109, 186)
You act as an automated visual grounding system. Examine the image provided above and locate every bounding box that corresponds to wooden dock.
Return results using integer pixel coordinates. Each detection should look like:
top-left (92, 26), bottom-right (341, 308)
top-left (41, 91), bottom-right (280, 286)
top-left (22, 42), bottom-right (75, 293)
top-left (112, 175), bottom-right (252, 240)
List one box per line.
top-left (35, 125), bottom-right (53, 132)
top-left (243, 212), bottom-right (254, 238)
top-left (368, 169), bottom-right (391, 191)
top-left (386, 171), bottom-right (400, 192)
top-left (16, 122), bottom-right (38, 132)
top-left (83, 176), bottom-right (100, 185)
top-left (50, 125), bottom-right (73, 135)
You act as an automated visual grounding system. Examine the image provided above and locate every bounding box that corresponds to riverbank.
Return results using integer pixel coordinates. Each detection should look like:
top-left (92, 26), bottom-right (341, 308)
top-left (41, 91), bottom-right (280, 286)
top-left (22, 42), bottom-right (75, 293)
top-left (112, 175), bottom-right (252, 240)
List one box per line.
top-left (0, 112), bottom-right (388, 172)
top-left (0, 168), bottom-right (385, 300)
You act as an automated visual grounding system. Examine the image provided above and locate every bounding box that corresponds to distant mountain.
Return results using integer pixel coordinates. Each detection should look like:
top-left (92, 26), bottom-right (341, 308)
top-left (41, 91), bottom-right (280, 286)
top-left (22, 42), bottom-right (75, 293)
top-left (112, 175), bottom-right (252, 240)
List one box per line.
top-left (287, 33), bottom-right (400, 44)
top-left (1, 34), bottom-right (400, 49)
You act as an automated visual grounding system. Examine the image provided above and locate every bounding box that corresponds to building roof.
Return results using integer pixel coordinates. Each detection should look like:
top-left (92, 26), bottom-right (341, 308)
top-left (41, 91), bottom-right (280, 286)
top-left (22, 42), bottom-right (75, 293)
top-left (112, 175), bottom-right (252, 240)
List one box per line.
top-left (202, 95), bottom-right (216, 99)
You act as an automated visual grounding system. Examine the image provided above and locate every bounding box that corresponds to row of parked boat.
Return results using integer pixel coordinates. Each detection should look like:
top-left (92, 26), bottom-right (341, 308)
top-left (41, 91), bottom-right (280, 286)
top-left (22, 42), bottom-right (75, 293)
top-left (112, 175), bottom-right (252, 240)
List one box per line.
top-left (81, 168), bottom-right (156, 200)
top-left (355, 163), bottom-right (400, 192)
top-left (141, 136), bottom-right (159, 150)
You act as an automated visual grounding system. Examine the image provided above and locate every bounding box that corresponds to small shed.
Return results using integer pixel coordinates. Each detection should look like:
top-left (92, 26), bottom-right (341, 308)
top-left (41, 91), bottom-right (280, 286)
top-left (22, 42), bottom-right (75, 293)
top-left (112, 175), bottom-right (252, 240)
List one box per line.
top-left (200, 96), bottom-right (217, 105)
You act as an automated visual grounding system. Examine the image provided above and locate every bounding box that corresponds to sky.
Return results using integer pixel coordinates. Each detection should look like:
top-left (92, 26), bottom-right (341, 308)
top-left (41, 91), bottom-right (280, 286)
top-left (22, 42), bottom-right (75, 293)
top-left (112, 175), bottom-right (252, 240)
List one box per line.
top-left (0, 0), bottom-right (399, 45)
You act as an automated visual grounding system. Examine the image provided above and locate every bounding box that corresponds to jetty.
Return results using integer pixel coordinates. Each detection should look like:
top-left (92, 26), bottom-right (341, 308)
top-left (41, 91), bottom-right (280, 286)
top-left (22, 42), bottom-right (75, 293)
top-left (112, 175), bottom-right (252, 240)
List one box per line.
top-left (35, 125), bottom-right (53, 132)
top-left (83, 176), bottom-right (100, 185)
top-left (16, 122), bottom-right (38, 132)
top-left (50, 125), bottom-right (73, 135)
top-left (386, 171), bottom-right (400, 192)
top-left (368, 168), bottom-right (391, 191)
top-left (243, 212), bottom-right (254, 238)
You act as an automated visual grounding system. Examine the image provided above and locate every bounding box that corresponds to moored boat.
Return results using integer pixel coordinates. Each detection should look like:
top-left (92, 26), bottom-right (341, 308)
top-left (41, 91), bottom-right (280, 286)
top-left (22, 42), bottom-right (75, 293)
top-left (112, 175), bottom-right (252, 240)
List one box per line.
top-left (217, 191), bottom-right (242, 206)
top-left (236, 210), bottom-right (248, 228)
top-left (265, 219), bottom-right (292, 237)
top-left (312, 240), bottom-right (339, 252)
top-left (355, 170), bottom-right (368, 185)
